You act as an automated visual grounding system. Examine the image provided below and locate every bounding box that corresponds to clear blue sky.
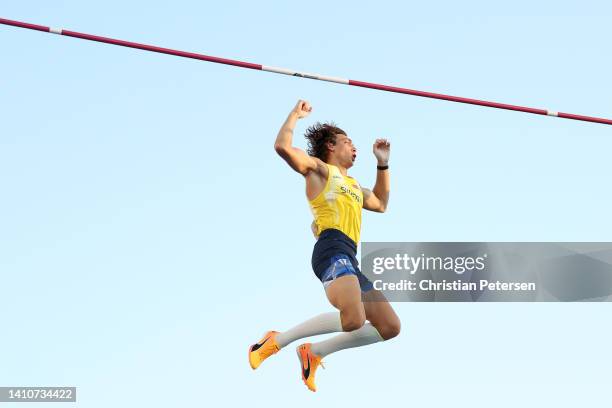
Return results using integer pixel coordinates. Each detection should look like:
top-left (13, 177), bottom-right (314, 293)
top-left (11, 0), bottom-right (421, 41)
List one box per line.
top-left (1, 1), bottom-right (611, 407)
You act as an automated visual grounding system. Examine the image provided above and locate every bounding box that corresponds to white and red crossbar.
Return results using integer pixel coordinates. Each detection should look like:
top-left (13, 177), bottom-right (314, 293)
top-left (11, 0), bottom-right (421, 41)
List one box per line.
top-left (1, 17), bottom-right (610, 126)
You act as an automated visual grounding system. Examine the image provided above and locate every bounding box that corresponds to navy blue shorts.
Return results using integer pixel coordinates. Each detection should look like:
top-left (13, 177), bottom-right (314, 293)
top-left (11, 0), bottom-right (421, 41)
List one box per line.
top-left (311, 228), bottom-right (374, 293)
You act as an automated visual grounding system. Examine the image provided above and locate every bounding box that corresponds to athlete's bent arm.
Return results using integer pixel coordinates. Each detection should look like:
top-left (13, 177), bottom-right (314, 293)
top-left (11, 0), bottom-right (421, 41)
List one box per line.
top-left (274, 100), bottom-right (317, 175)
top-left (363, 138), bottom-right (391, 213)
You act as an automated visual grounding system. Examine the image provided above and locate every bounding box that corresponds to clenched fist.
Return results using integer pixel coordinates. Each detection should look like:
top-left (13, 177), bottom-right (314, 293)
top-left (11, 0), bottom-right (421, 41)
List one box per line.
top-left (292, 99), bottom-right (312, 119)
top-left (373, 138), bottom-right (390, 165)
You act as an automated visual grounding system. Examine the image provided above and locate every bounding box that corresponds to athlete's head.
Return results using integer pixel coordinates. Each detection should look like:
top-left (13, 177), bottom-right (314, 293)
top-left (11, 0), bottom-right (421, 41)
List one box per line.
top-left (305, 122), bottom-right (357, 168)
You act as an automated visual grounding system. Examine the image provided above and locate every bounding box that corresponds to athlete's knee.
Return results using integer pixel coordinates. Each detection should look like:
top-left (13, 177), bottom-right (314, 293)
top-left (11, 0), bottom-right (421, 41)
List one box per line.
top-left (342, 316), bottom-right (366, 332)
top-left (377, 318), bottom-right (401, 340)
top-left (340, 307), bottom-right (366, 331)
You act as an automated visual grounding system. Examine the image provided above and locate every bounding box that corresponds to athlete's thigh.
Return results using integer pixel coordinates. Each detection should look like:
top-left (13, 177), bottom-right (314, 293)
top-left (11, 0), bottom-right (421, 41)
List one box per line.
top-left (325, 274), bottom-right (363, 310)
top-left (362, 290), bottom-right (400, 332)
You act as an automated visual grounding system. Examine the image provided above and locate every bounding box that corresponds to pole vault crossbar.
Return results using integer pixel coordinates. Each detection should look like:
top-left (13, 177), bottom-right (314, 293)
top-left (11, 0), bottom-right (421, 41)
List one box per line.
top-left (1, 17), bottom-right (610, 126)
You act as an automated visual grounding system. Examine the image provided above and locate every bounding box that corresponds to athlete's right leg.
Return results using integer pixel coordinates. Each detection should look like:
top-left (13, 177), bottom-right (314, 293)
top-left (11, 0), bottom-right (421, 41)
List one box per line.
top-left (310, 276), bottom-right (385, 359)
top-left (275, 312), bottom-right (343, 347)
top-left (260, 274), bottom-right (365, 354)
top-left (323, 274), bottom-right (366, 331)
top-left (252, 274), bottom-right (363, 350)
top-left (248, 278), bottom-right (358, 370)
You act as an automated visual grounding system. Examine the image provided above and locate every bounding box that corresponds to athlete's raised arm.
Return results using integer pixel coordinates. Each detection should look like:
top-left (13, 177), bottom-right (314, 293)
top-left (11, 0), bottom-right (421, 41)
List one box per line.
top-left (363, 138), bottom-right (391, 213)
top-left (274, 100), bottom-right (319, 176)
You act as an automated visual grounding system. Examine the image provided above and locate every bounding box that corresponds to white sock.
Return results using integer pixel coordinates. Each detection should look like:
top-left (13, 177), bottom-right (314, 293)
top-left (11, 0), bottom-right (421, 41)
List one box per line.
top-left (310, 323), bottom-right (384, 358)
top-left (276, 312), bottom-right (343, 348)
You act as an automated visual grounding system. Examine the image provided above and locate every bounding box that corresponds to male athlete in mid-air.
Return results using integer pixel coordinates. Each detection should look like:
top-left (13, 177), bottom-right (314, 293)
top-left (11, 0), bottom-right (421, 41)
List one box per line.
top-left (248, 100), bottom-right (401, 391)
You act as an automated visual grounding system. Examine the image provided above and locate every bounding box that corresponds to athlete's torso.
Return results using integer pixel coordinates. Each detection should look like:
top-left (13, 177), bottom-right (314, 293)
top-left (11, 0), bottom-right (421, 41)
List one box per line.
top-left (308, 163), bottom-right (363, 244)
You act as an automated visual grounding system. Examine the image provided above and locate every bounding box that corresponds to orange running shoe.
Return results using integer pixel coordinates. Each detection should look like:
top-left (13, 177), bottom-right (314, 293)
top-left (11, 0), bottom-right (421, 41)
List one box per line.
top-left (248, 330), bottom-right (280, 370)
top-left (296, 343), bottom-right (324, 392)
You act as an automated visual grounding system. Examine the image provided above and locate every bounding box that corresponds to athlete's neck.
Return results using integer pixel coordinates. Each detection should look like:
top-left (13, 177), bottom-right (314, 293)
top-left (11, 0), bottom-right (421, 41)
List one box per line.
top-left (326, 159), bottom-right (349, 176)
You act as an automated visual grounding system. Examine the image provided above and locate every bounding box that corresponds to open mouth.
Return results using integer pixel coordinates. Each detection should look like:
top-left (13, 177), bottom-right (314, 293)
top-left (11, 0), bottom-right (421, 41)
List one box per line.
top-left (352, 154), bottom-right (356, 161)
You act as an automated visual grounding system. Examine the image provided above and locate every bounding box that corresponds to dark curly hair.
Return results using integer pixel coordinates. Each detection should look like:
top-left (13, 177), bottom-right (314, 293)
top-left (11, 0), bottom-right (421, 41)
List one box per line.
top-left (304, 122), bottom-right (346, 161)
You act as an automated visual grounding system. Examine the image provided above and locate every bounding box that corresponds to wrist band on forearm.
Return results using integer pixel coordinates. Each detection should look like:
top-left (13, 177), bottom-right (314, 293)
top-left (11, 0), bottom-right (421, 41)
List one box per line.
top-left (377, 164), bottom-right (389, 170)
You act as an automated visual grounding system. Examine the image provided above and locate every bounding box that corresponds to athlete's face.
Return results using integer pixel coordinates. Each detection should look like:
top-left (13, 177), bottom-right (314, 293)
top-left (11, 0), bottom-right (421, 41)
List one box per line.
top-left (330, 133), bottom-right (357, 168)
